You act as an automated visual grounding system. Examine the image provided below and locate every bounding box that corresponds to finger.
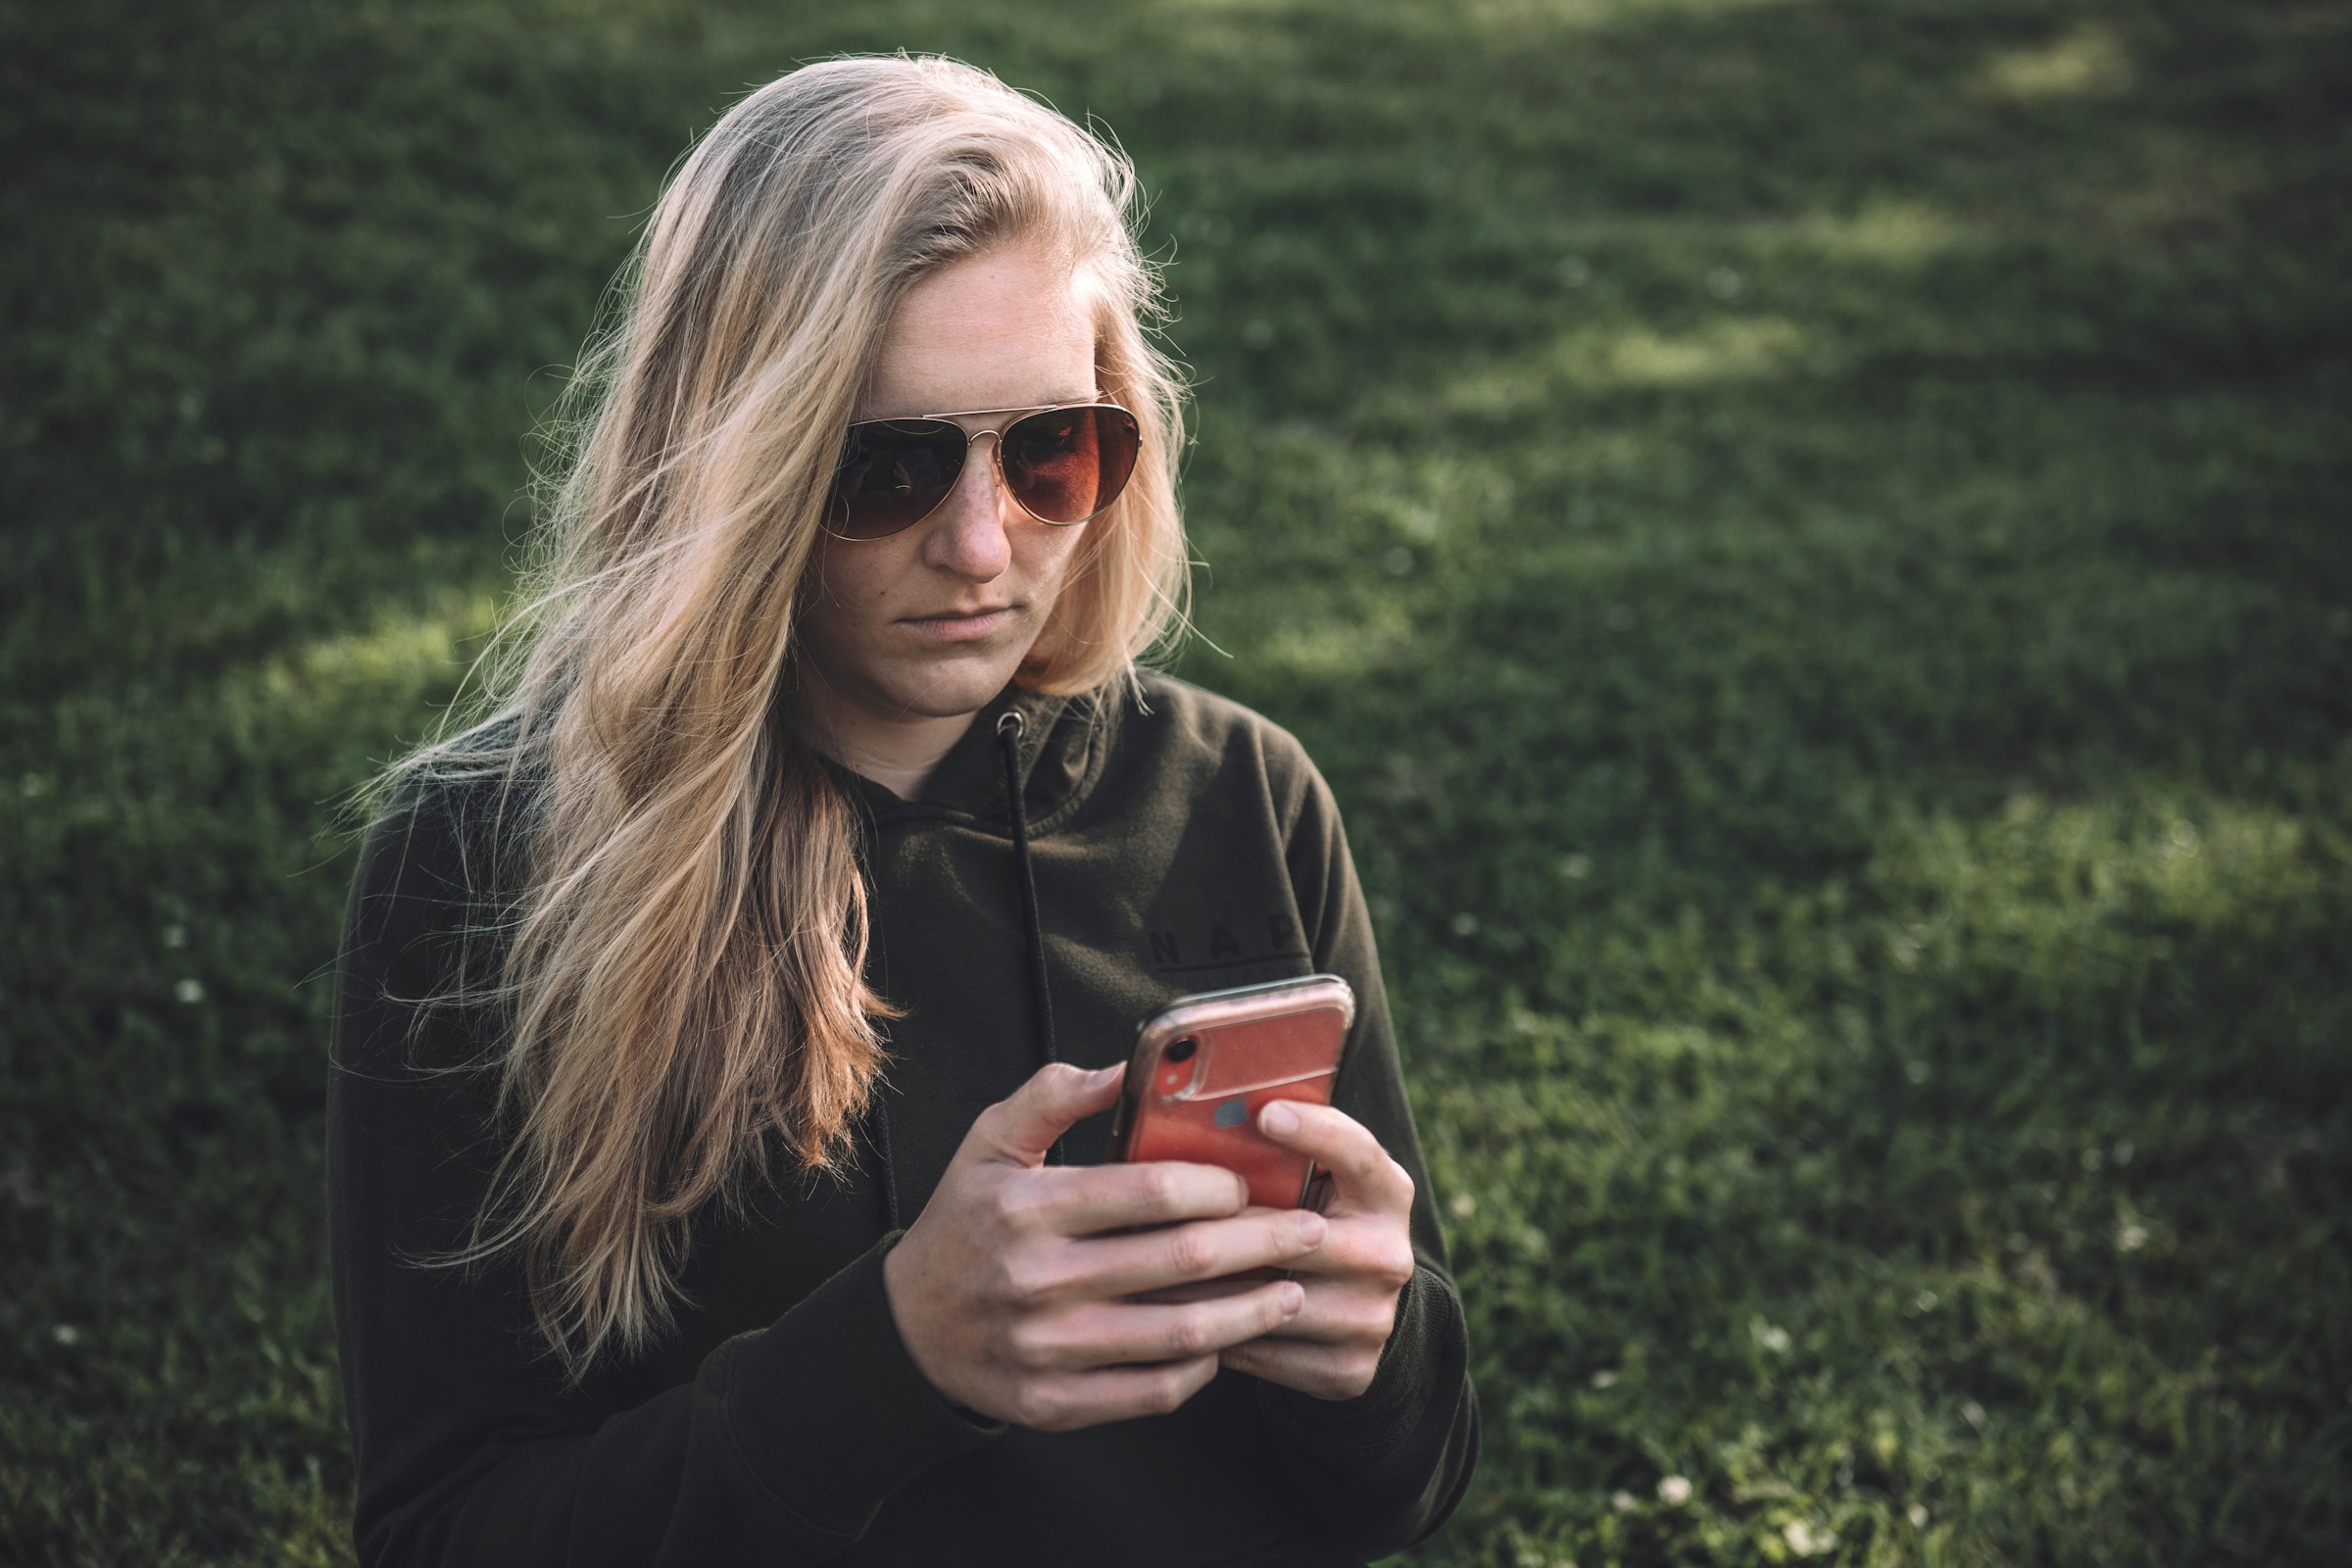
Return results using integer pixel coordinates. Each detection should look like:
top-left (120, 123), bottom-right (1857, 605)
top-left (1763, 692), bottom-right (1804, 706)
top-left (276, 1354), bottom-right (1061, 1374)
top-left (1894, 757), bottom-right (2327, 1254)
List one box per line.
top-left (1250, 1214), bottom-right (1415, 1292)
top-left (1219, 1274), bottom-right (1401, 1346)
top-left (959, 1062), bottom-right (1124, 1169)
top-left (1012, 1356), bottom-right (1220, 1432)
top-left (1029, 1159), bottom-right (1249, 1235)
top-left (1126, 1271), bottom-right (1276, 1306)
top-left (1254, 1101), bottom-right (1414, 1212)
top-left (1218, 1334), bottom-right (1383, 1402)
top-left (1022, 1279), bottom-right (1305, 1371)
top-left (1070, 1207), bottom-right (1327, 1297)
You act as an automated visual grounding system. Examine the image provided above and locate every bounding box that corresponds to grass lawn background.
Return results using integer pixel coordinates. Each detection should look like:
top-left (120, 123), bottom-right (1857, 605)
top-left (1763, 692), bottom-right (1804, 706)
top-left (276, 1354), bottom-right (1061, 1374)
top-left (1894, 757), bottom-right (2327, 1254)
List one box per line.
top-left (3, 0), bottom-right (2348, 1562)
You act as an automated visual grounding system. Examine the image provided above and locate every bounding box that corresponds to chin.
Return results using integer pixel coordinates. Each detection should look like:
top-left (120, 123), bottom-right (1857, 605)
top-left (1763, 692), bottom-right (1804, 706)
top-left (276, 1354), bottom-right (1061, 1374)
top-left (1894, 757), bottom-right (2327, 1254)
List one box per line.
top-left (883, 656), bottom-right (1029, 719)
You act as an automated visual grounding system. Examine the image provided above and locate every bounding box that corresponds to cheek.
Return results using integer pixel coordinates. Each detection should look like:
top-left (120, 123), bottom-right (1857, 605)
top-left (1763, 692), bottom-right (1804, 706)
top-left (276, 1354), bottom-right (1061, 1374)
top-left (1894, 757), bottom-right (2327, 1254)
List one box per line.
top-left (1022, 523), bottom-right (1092, 601)
top-left (810, 536), bottom-right (906, 610)
top-left (794, 546), bottom-right (890, 677)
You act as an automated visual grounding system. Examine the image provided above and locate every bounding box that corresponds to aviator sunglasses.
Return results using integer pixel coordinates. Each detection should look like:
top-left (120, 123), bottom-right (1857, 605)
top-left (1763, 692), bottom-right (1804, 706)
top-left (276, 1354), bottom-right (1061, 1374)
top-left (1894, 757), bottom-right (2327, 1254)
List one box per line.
top-left (825, 402), bottom-right (1142, 540)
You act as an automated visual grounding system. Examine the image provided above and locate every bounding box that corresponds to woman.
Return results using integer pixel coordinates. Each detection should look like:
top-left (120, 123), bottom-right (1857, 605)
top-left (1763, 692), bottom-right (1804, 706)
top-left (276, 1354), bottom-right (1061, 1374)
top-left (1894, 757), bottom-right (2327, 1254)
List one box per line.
top-left (330, 56), bottom-right (1477, 1567)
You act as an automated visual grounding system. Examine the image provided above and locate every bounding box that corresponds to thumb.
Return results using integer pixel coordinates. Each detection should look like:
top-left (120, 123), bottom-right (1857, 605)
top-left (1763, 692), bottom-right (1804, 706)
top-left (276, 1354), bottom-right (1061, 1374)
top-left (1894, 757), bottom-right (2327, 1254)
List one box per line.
top-left (959, 1061), bottom-right (1125, 1168)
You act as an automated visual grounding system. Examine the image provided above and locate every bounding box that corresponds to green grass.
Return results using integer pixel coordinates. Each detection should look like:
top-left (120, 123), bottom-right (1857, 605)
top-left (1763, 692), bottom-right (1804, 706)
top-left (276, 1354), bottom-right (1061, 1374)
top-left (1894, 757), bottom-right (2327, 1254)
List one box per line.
top-left (4, 0), bottom-right (2349, 1562)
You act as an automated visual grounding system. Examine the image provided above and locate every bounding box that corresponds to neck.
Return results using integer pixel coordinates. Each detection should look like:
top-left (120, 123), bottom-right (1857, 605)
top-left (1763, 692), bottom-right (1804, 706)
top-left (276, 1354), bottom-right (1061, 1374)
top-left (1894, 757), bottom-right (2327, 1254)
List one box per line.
top-left (792, 671), bottom-right (978, 801)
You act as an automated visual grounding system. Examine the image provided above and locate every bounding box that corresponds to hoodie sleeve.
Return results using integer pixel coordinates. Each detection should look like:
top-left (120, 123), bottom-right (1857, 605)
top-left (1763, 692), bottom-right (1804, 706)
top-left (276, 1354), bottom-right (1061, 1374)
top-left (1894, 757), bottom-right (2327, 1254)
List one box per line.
top-left (327, 788), bottom-right (997, 1568)
top-left (1252, 744), bottom-right (1482, 1558)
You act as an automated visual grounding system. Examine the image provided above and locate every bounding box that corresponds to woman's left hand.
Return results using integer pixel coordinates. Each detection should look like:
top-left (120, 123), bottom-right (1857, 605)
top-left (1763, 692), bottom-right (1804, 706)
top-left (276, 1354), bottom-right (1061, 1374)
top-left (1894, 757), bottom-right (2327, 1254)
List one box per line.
top-left (1215, 1100), bottom-right (1419, 1400)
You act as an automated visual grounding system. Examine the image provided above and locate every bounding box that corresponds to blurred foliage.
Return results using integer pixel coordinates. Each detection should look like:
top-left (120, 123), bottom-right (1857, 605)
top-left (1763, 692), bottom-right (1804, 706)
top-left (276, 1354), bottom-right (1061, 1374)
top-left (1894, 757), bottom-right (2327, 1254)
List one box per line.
top-left (3, 0), bottom-right (2349, 1563)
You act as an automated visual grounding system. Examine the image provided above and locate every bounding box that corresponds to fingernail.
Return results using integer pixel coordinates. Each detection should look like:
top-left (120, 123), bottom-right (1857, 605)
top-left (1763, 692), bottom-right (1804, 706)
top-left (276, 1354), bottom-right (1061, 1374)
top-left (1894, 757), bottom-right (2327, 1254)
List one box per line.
top-left (1295, 1211), bottom-right (1327, 1247)
top-left (1280, 1281), bottom-right (1305, 1313)
top-left (1088, 1063), bottom-right (1122, 1089)
top-left (1261, 1102), bottom-right (1298, 1136)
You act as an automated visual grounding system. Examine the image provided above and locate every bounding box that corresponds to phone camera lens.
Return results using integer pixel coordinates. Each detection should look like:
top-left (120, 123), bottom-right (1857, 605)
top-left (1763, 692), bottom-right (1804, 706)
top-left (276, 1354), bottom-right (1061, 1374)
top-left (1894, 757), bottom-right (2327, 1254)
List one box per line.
top-left (1165, 1037), bottom-right (1198, 1063)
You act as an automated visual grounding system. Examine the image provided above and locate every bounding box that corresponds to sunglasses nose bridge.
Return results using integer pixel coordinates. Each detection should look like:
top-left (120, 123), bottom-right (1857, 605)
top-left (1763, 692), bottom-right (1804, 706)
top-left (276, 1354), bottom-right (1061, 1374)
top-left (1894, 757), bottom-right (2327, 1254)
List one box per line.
top-left (954, 424), bottom-right (1029, 510)
top-left (916, 424), bottom-right (1020, 530)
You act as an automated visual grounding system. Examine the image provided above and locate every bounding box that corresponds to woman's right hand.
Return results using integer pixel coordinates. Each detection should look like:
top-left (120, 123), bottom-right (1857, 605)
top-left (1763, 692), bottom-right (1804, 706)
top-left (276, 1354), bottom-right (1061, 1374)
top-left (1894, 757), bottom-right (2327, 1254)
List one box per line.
top-left (882, 1061), bottom-right (1328, 1432)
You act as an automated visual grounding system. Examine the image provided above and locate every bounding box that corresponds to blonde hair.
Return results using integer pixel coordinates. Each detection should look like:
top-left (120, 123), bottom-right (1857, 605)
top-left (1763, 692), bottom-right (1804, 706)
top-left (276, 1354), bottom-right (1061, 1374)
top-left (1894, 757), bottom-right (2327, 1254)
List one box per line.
top-left (377, 56), bottom-right (1189, 1374)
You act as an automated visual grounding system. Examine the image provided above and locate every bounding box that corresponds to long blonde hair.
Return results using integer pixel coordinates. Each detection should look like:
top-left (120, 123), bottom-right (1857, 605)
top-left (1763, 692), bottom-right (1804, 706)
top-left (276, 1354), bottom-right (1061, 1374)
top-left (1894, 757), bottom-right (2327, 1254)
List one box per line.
top-left (379, 57), bottom-right (1189, 1374)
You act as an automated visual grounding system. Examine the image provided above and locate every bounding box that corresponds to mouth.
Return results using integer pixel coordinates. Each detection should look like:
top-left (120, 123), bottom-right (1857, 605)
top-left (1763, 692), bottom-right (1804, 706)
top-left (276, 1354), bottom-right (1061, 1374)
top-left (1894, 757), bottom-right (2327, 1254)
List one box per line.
top-left (900, 604), bottom-right (1019, 642)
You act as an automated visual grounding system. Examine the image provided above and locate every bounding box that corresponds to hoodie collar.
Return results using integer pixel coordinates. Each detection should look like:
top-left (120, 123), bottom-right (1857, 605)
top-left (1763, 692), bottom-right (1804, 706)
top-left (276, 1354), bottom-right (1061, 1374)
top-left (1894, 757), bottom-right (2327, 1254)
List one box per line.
top-left (816, 682), bottom-right (1107, 834)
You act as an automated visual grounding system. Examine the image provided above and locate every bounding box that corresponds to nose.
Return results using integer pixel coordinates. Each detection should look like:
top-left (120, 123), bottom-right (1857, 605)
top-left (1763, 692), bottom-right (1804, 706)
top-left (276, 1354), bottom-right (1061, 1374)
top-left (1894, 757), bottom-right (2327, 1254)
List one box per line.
top-left (917, 431), bottom-right (1016, 582)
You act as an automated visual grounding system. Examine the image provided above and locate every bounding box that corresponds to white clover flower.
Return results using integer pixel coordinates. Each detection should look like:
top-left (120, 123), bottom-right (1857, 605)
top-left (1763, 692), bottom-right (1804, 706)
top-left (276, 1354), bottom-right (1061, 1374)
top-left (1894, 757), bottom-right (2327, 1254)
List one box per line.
top-left (173, 978), bottom-right (206, 1004)
top-left (1589, 1368), bottom-right (1618, 1389)
top-left (1907, 1503), bottom-right (1930, 1529)
top-left (1610, 1490), bottom-right (1639, 1514)
top-left (1449, 1191), bottom-right (1477, 1220)
top-left (1657, 1475), bottom-right (1691, 1506)
top-left (2116, 1221), bottom-right (2148, 1252)
top-left (1783, 1519), bottom-right (1837, 1555)
top-left (53, 1324), bottom-right (82, 1347)
top-left (1753, 1317), bottom-right (1792, 1354)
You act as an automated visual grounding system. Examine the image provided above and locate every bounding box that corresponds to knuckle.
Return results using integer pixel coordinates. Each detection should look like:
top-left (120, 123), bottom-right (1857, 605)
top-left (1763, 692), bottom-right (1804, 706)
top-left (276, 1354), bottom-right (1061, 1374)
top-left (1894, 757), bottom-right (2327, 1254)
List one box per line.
top-left (1149, 1365), bottom-right (1199, 1415)
top-left (1138, 1164), bottom-right (1185, 1213)
top-left (969, 1167), bottom-right (1016, 1213)
top-left (1162, 1227), bottom-right (1214, 1278)
top-left (994, 1176), bottom-right (1053, 1226)
top-left (1387, 1157), bottom-right (1416, 1201)
top-left (1162, 1312), bottom-right (1211, 1360)
top-left (1001, 1320), bottom-right (1053, 1370)
top-left (1008, 1385), bottom-right (1060, 1430)
top-left (1346, 1289), bottom-right (1399, 1338)
top-left (994, 1252), bottom-right (1053, 1307)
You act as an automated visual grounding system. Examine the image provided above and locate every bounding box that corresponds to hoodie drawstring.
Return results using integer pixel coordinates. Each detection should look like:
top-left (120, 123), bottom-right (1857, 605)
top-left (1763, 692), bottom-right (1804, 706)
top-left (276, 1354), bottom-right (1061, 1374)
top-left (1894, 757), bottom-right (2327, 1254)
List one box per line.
top-left (996, 710), bottom-right (1064, 1164)
top-left (869, 707), bottom-right (1064, 1231)
top-left (995, 710), bottom-right (1059, 1066)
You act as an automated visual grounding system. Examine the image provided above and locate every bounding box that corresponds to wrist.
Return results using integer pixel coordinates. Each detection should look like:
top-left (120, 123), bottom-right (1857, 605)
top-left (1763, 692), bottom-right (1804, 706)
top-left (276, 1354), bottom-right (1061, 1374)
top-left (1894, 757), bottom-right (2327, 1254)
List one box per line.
top-left (879, 1230), bottom-right (941, 1388)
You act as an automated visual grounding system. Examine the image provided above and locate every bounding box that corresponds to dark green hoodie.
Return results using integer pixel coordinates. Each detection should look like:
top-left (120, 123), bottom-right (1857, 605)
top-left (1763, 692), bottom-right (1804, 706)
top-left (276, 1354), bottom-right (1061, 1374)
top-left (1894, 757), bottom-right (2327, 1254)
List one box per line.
top-left (329, 672), bottom-right (1478, 1567)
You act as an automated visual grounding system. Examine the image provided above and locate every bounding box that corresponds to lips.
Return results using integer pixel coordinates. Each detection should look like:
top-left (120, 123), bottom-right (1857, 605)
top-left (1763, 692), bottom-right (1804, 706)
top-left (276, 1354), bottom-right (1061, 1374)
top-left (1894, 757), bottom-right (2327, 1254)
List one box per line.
top-left (901, 605), bottom-right (1017, 643)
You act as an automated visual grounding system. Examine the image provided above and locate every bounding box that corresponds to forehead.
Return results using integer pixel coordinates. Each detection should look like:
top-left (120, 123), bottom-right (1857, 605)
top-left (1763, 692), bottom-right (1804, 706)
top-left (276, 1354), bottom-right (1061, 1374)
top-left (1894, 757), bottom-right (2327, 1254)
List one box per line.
top-left (858, 244), bottom-right (1100, 419)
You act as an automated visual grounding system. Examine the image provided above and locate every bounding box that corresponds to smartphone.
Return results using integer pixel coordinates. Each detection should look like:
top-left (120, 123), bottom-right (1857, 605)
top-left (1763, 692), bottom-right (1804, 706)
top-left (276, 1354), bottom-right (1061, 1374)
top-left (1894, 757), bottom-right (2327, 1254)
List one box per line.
top-left (1105, 974), bottom-right (1355, 1209)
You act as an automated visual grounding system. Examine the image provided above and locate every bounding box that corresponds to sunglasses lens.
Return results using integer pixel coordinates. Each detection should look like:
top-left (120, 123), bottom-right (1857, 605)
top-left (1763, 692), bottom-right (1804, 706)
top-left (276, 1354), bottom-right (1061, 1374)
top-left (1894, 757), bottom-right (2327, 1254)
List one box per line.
top-left (1000, 406), bottom-right (1141, 524)
top-left (827, 419), bottom-right (966, 538)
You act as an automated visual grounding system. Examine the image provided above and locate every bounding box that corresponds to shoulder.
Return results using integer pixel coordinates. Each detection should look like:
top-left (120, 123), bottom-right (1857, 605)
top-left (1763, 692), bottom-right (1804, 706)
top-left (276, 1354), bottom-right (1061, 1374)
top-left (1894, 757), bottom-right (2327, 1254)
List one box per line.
top-left (335, 744), bottom-right (538, 1073)
top-left (345, 730), bottom-right (539, 957)
top-left (1097, 671), bottom-right (1330, 830)
top-left (1122, 671), bottom-right (1316, 777)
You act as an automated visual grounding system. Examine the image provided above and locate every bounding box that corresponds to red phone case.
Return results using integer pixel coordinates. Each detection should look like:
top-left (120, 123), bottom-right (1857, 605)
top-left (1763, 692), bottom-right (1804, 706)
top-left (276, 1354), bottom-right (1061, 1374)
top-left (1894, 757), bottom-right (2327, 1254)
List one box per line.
top-left (1106, 975), bottom-right (1355, 1209)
